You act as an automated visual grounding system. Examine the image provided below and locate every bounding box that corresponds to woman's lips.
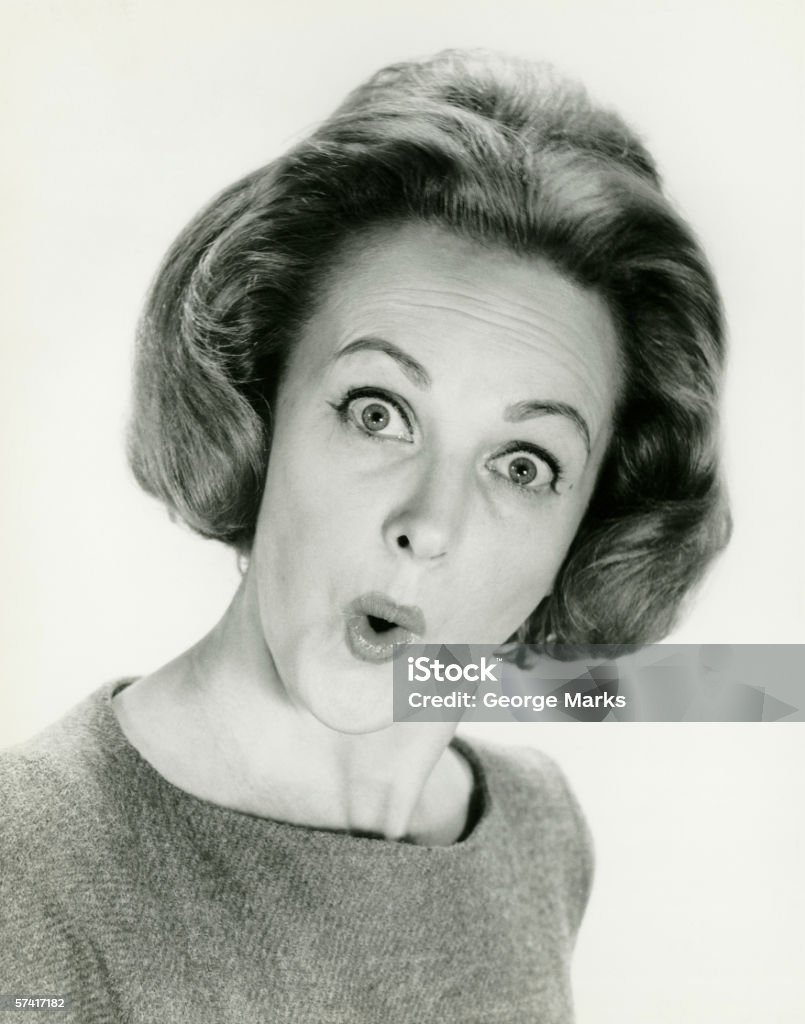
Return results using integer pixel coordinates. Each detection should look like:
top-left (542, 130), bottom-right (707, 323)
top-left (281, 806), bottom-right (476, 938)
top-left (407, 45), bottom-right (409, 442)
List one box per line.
top-left (344, 592), bottom-right (426, 664)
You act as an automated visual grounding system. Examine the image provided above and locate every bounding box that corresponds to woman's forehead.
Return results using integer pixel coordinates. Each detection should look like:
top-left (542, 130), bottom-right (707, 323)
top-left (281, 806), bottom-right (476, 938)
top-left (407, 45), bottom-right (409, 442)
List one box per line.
top-left (320, 223), bottom-right (617, 356)
top-left (296, 221), bottom-right (622, 438)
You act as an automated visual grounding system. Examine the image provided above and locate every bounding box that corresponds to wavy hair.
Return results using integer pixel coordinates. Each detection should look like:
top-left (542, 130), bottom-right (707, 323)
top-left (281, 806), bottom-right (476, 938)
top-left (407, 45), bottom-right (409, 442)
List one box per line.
top-left (128, 49), bottom-right (731, 646)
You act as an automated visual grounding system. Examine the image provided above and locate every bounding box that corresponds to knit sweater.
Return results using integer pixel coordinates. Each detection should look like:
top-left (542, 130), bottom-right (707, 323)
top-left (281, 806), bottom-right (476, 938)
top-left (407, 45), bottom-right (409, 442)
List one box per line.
top-left (0, 680), bottom-right (593, 1023)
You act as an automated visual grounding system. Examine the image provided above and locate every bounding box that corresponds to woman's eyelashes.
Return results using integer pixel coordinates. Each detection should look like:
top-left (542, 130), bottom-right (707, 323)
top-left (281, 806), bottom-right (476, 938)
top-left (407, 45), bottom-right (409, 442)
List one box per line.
top-left (330, 386), bottom-right (565, 495)
top-left (486, 442), bottom-right (564, 497)
top-left (331, 387), bottom-right (415, 442)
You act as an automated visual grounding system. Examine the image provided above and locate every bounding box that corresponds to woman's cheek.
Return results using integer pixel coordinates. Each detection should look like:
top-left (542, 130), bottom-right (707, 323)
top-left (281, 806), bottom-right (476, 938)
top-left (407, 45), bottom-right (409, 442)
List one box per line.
top-left (486, 521), bottom-right (564, 615)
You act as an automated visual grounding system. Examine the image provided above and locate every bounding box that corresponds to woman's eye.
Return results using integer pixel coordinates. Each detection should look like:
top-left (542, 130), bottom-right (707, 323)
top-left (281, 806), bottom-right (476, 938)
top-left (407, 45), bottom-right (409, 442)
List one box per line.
top-left (340, 392), bottom-right (414, 442)
top-left (508, 456), bottom-right (539, 486)
top-left (487, 447), bottom-right (560, 494)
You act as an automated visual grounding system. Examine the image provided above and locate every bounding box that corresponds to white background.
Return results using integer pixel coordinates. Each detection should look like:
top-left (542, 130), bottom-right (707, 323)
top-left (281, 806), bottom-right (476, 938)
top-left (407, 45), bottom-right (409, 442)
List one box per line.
top-left (1, 1), bottom-right (803, 1021)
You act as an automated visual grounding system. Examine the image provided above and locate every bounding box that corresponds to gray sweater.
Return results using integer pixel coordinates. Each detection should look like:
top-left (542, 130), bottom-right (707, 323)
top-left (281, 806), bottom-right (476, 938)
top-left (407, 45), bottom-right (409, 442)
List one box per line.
top-left (0, 681), bottom-right (593, 1023)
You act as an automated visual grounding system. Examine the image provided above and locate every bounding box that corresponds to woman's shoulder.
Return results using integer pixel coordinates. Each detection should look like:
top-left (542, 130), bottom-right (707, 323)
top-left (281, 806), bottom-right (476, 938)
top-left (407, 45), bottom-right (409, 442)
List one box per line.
top-left (0, 683), bottom-right (138, 1000)
top-left (0, 682), bottom-right (131, 855)
top-left (457, 734), bottom-right (595, 929)
top-left (457, 733), bottom-right (590, 825)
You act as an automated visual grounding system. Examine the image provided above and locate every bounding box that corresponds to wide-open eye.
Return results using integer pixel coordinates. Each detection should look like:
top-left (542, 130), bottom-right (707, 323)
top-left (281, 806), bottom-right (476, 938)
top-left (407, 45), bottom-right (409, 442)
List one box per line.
top-left (341, 390), bottom-right (414, 442)
top-left (486, 444), bottom-right (560, 494)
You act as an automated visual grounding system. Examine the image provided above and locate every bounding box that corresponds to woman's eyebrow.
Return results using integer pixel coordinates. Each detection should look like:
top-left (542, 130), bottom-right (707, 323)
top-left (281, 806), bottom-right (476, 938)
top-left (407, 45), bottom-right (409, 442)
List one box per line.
top-left (331, 338), bottom-right (431, 388)
top-left (504, 400), bottom-right (591, 454)
top-left (332, 339), bottom-right (591, 453)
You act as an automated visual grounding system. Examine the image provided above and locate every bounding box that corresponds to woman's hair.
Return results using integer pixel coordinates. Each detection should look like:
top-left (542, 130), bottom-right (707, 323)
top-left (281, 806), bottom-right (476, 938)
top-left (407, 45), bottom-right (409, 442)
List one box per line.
top-left (128, 48), bottom-right (730, 647)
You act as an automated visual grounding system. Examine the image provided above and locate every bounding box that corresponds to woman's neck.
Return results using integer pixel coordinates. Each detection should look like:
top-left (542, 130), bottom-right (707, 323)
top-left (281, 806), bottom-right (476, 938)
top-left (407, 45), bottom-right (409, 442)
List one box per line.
top-left (112, 583), bottom-right (473, 845)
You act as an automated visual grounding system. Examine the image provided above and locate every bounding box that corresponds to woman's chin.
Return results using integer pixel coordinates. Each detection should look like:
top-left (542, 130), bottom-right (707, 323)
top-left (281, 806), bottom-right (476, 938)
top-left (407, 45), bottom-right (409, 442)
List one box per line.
top-left (306, 697), bottom-right (396, 736)
top-left (312, 706), bottom-right (395, 735)
top-left (291, 664), bottom-right (398, 736)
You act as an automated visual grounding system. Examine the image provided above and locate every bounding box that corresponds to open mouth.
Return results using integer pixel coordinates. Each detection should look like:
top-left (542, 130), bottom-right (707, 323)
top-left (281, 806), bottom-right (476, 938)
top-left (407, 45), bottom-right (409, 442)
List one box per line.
top-left (344, 594), bottom-right (426, 664)
top-left (366, 614), bottom-right (396, 634)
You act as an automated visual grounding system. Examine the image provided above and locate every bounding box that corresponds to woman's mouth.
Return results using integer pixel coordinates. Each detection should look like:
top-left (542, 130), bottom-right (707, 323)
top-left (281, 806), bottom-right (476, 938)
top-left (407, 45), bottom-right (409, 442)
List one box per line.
top-left (344, 592), bottom-right (426, 664)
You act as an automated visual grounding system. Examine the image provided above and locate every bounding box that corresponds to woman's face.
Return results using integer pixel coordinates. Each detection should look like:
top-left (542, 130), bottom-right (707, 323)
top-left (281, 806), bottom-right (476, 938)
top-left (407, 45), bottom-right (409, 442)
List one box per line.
top-left (249, 222), bottom-right (621, 732)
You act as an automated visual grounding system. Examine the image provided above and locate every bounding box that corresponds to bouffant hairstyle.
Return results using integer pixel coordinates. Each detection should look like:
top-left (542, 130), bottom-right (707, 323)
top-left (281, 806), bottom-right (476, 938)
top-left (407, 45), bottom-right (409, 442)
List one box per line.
top-left (128, 48), bottom-right (730, 646)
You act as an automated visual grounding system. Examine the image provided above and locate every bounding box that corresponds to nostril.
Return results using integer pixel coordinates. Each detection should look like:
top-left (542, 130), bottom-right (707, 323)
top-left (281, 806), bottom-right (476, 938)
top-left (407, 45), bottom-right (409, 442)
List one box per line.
top-left (397, 535), bottom-right (410, 549)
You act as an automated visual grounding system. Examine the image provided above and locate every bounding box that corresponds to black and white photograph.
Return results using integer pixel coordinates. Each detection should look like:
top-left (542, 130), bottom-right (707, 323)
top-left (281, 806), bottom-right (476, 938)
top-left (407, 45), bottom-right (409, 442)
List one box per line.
top-left (1, 1), bottom-right (803, 1022)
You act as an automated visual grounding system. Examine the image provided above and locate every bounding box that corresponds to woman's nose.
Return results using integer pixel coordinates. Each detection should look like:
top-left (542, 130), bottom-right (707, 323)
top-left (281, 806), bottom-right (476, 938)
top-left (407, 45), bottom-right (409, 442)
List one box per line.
top-left (381, 460), bottom-right (468, 562)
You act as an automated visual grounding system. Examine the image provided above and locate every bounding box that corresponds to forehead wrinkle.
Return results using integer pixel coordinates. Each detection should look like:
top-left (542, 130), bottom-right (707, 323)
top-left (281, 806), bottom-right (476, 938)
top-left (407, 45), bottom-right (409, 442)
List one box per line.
top-left (354, 298), bottom-right (611, 403)
top-left (331, 222), bottom-right (617, 349)
top-left (354, 260), bottom-right (606, 315)
top-left (346, 281), bottom-right (613, 360)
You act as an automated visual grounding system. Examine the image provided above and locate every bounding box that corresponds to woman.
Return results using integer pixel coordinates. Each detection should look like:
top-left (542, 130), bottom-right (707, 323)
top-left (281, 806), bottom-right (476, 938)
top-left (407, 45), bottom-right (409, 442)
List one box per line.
top-left (0, 50), bottom-right (728, 1022)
